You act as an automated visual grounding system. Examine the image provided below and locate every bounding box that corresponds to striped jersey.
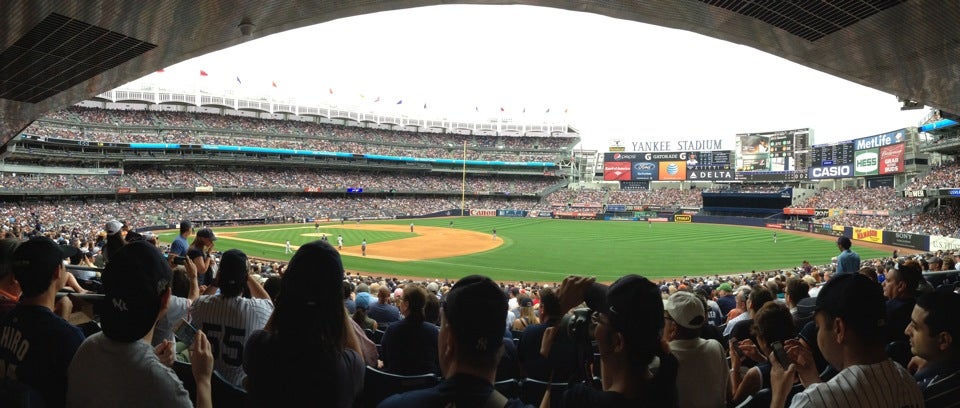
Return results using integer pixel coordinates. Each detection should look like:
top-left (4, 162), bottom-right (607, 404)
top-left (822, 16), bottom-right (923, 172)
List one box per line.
top-left (189, 295), bottom-right (274, 386)
top-left (790, 359), bottom-right (924, 408)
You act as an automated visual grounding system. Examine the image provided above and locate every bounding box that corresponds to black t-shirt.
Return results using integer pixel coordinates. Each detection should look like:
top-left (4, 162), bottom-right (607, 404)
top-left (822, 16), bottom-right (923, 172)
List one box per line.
top-left (559, 382), bottom-right (676, 408)
top-left (187, 247), bottom-right (213, 286)
top-left (379, 373), bottom-right (531, 408)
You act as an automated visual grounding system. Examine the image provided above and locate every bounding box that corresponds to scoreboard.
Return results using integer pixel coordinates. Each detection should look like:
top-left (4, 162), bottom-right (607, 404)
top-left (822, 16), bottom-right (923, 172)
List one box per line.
top-left (690, 151), bottom-right (732, 169)
top-left (811, 141), bottom-right (854, 166)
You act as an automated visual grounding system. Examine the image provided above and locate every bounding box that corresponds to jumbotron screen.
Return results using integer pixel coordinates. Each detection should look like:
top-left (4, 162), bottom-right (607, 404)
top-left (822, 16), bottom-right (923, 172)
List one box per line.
top-left (603, 151), bottom-right (735, 181)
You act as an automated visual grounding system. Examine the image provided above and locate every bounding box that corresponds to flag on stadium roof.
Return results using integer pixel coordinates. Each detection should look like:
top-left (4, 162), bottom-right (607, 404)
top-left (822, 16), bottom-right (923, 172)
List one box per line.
top-left (523, 107), bottom-right (526, 113)
top-left (396, 99), bottom-right (402, 104)
top-left (236, 76), bottom-right (241, 85)
top-left (546, 108), bottom-right (550, 113)
top-left (199, 70), bottom-right (208, 77)
top-left (500, 107), bottom-right (504, 112)
top-left (423, 103), bottom-right (427, 109)
top-left (375, 96), bottom-right (380, 102)
top-left (329, 88), bottom-right (333, 94)
top-left (475, 106), bottom-right (478, 112)
top-left (272, 81), bottom-right (277, 88)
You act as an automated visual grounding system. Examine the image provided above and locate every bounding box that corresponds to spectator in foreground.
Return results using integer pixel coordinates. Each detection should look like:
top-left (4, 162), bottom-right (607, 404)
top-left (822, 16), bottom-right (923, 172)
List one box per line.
top-left (0, 238), bottom-right (22, 316)
top-left (379, 275), bottom-right (530, 407)
top-left (67, 241), bottom-right (214, 408)
top-left (769, 273), bottom-right (923, 408)
top-left (540, 275), bottom-right (679, 407)
top-left (664, 290), bottom-right (727, 408)
top-left (729, 302), bottom-right (796, 404)
top-left (905, 290), bottom-right (960, 408)
top-left (242, 240), bottom-right (364, 408)
top-left (368, 286), bottom-right (401, 329)
top-left (884, 261), bottom-right (922, 346)
top-left (380, 283), bottom-right (440, 375)
top-left (835, 236), bottom-right (861, 275)
top-left (190, 248), bottom-right (274, 386)
top-left (0, 237), bottom-right (85, 408)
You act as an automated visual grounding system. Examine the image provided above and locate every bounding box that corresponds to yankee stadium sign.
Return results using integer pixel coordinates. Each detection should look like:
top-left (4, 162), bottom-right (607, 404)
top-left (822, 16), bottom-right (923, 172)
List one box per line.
top-left (628, 139), bottom-right (725, 152)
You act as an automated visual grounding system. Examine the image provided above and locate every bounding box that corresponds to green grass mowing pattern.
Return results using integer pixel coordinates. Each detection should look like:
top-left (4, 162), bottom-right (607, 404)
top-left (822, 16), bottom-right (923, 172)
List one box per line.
top-left (158, 218), bottom-right (890, 283)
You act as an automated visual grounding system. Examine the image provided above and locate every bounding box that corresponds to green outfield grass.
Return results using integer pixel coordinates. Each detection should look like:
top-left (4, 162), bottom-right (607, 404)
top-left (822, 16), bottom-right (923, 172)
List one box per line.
top-left (157, 218), bottom-right (890, 283)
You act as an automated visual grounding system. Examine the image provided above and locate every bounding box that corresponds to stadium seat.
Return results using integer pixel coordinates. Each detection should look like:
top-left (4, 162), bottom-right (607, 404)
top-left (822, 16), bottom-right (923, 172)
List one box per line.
top-left (370, 329), bottom-right (385, 344)
top-left (745, 383), bottom-right (803, 408)
top-left (886, 341), bottom-right (912, 368)
top-left (0, 379), bottom-right (44, 408)
top-left (364, 328), bottom-right (375, 341)
top-left (494, 378), bottom-right (521, 399)
top-left (734, 394), bottom-right (754, 408)
top-left (173, 361), bottom-right (196, 401)
top-left (519, 378), bottom-right (568, 408)
top-left (361, 365), bottom-right (439, 408)
top-left (172, 360), bottom-right (247, 408)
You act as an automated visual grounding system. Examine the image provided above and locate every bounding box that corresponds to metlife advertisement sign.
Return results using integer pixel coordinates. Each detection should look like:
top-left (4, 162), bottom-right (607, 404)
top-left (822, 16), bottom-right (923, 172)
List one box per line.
top-left (854, 148), bottom-right (879, 177)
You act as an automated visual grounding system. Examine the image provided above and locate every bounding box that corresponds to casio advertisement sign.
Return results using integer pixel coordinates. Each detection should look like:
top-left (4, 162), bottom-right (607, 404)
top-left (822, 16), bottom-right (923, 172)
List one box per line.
top-left (808, 164), bottom-right (853, 179)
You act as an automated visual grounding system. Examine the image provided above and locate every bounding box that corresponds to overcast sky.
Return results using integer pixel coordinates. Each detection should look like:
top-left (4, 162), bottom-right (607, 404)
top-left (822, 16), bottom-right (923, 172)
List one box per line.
top-left (132, 4), bottom-right (929, 151)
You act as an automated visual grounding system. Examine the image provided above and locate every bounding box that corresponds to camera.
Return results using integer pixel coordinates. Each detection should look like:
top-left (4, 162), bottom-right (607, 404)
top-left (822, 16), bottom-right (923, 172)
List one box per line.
top-left (559, 307), bottom-right (594, 346)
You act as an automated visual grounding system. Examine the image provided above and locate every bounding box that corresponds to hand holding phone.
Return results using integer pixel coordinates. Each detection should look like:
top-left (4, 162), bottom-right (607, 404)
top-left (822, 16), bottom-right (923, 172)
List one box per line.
top-left (173, 318), bottom-right (198, 347)
top-left (771, 341), bottom-right (791, 369)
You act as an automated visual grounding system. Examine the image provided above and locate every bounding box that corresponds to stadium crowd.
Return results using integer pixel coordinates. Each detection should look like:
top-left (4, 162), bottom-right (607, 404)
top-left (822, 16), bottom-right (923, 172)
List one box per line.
top-left (0, 168), bottom-right (560, 194)
top-left (21, 107), bottom-right (576, 162)
top-left (791, 186), bottom-right (922, 212)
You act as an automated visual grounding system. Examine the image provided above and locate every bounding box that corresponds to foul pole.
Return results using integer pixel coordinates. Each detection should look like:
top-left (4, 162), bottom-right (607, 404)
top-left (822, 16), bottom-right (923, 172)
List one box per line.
top-left (460, 140), bottom-right (466, 216)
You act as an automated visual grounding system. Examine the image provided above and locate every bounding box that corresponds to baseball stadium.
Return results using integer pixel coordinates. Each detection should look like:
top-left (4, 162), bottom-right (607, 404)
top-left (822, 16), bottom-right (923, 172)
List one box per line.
top-left (2, 2), bottom-right (960, 408)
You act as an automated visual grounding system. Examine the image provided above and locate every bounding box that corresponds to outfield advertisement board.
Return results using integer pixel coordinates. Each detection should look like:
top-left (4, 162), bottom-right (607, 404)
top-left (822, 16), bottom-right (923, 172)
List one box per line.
top-left (497, 209), bottom-right (528, 217)
top-left (674, 215), bottom-right (692, 223)
top-left (853, 227), bottom-right (883, 243)
top-left (472, 209), bottom-right (496, 216)
top-left (603, 151), bottom-right (735, 181)
top-left (882, 231), bottom-right (929, 251)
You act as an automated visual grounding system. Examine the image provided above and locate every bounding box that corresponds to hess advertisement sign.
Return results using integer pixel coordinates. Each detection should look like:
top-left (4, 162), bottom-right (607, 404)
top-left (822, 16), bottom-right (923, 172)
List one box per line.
top-left (854, 148), bottom-right (879, 176)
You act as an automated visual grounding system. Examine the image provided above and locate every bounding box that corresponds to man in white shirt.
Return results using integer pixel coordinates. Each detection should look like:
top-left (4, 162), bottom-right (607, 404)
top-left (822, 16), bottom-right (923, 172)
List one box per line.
top-left (769, 274), bottom-right (923, 408)
top-left (664, 291), bottom-right (728, 407)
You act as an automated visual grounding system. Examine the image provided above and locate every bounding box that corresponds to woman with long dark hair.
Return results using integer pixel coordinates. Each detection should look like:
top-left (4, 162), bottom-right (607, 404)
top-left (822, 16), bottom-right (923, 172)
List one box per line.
top-left (242, 240), bottom-right (363, 407)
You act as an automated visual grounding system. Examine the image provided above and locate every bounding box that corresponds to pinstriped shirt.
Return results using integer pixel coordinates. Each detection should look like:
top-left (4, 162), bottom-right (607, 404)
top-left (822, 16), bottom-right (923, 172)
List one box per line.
top-left (789, 359), bottom-right (924, 408)
top-left (189, 294), bottom-right (274, 386)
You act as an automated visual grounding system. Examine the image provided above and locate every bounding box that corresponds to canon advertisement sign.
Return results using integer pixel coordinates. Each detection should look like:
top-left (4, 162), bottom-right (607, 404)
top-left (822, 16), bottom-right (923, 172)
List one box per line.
top-left (808, 164), bottom-right (853, 179)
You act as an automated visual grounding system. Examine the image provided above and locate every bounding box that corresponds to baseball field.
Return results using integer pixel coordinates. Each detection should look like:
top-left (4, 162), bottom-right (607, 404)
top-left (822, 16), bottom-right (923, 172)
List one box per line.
top-left (157, 217), bottom-right (895, 283)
